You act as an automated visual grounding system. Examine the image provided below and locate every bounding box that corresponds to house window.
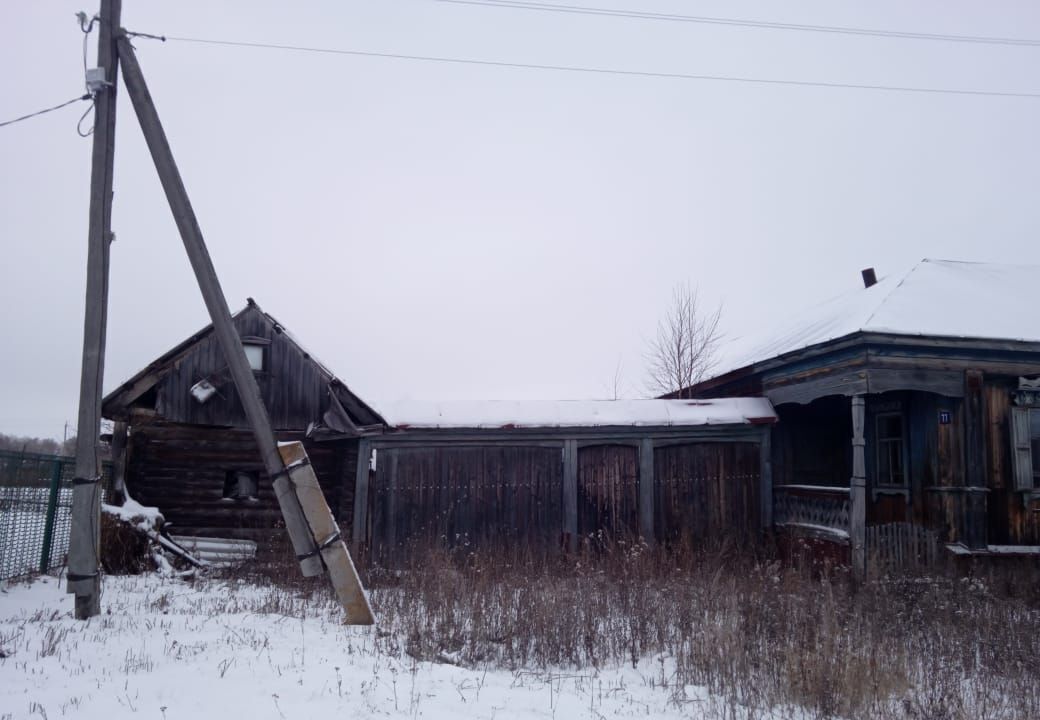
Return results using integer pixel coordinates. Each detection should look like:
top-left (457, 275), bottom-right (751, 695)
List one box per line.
top-left (876, 413), bottom-right (906, 486)
top-left (243, 343), bottom-right (265, 372)
top-left (1033, 410), bottom-right (1040, 487)
top-left (223, 470), bottom-right (259, 501)
top-left (239, 335), bottom-right (270, 373)
top-left (1011, 406), bottom-right (1040, 490)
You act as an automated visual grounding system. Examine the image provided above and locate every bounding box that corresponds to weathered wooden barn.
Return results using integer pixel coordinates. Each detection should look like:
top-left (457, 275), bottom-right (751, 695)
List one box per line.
top-left (101, 300), bottom-right (386, 546)
top-left (102, 302), bottom-right (778, 559)
top-left (675, 259), bottom-right (1040, 571)
top-left (345, 399), bottom-right (777, 563)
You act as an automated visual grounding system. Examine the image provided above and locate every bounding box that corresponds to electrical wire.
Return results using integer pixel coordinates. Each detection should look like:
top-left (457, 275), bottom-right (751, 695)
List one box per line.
top-left (79, 12), bottom-right (98, 138)
top-left (438, 0), bottom-right (1040, 48)
top-left (0, 95), bottom-right (92, 130)
top-left (77, 102), bottom-right (96, 138)
top-left (140, 34), bottom-right (1040, 100)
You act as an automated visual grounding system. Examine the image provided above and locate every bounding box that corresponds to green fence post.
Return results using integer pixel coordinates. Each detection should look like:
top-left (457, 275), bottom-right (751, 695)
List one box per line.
top-left (39, 460), bottom-right (63, 573)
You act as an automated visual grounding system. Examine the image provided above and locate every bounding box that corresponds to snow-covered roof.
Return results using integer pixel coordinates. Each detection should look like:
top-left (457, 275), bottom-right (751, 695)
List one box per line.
top-left (716, 259), bottom-right (1040, 378)
top-left (380, 398), bottom-right (776, 430)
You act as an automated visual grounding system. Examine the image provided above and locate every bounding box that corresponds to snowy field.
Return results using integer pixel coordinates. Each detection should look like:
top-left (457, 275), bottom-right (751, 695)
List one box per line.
top-left (0, 572), bottom-right (766, 720)
top-left (3, 559), bottom-right (1036, 720)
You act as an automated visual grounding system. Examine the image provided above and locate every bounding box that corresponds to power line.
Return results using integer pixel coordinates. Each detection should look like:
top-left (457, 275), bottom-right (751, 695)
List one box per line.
top-left (148, 35), bottom-right (1040, 99)
top-left (439, 0), bottom-right (1040, 48)
top-left (0, 94), bottom-right (92, 130)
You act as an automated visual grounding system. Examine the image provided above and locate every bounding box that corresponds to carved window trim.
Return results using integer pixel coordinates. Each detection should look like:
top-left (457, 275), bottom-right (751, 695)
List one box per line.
top-left (1011, 377), bottom-right (1040, 496)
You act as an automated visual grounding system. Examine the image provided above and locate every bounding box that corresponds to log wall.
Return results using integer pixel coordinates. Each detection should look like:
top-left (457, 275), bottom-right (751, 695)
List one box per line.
top-left (124, 416), bottom-right (358, 546)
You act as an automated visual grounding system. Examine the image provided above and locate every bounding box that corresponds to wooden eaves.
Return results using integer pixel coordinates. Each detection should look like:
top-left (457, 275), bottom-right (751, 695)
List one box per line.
top-left (674, 331), bottom-right (1040, 405)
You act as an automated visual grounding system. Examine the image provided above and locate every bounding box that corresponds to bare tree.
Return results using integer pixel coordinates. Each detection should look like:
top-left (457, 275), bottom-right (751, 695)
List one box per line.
top-left (645, 283), bottom-right (723, 398)
top-left (604, 356), bottom-right (625, 400)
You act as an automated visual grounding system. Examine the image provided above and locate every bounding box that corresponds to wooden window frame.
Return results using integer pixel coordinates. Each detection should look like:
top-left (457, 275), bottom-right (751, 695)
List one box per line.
top-left (1011, 406), bottom-right (1039, 494)
top-left (240, 335), bottom-right (270, 375)
top-left (875, 411), bottom-right (908, 488)
top-left (222, 470), bottom-right (259, 502)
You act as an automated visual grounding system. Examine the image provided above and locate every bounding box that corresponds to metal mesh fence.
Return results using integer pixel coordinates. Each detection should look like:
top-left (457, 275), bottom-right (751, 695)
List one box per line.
top-left (0, 450), bottom-right (112, 581)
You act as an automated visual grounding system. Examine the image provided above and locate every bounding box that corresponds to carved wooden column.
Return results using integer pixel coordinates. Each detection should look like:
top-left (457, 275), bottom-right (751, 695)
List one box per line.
top-left (850, 395), bottom-right (867, 582)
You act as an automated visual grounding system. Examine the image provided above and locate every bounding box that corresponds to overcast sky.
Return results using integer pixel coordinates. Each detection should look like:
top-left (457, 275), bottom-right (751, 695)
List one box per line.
top-left (3, 1), bottom-right (1039, 439)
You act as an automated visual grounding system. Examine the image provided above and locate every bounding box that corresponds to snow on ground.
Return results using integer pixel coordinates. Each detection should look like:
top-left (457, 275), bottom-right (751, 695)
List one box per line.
top-left (0, 573), bottom-right (763, 720)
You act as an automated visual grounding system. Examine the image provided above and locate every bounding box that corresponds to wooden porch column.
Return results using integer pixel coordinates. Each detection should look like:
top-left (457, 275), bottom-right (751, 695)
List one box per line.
top-left (850, 395), bottom-right (867, 582)
top-left (962, 370), bottom-right (988, 549)
top-left (759, 427), bottom-right (773, 531)
top-left (638, 438), bottom-right (655, 545)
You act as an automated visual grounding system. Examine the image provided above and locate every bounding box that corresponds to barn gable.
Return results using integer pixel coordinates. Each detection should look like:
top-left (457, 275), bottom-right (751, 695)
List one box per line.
top-left (102, 300), bottom-right (384, 433)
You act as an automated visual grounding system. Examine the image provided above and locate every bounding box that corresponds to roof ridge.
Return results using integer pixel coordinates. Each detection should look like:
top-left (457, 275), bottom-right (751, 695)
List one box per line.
top-left (861, 259), bottom-right (921, 329)
top-left (920, 257), bottom-right (1040, 269)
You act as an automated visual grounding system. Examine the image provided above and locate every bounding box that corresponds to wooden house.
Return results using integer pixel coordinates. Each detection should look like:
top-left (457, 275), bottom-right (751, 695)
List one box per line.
top-left (674, 259), bottom-right (1040, 571)
top-left (347, 398), bottom-right (777, 562)
top-left (101, 299), bottom-right (385, 546)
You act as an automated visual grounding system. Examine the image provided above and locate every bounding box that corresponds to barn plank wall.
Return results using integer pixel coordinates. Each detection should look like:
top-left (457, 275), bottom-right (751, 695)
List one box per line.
top-left (155, 309), bottom-right (329, 430)
top-left (579, 444), bottom-right (639, 544)
top-left (367, 445), bottom-right (566, 565)
top-left (359, 431), bottom-right (766, 565)
top-left (653, 443), bottom-right (761, 546)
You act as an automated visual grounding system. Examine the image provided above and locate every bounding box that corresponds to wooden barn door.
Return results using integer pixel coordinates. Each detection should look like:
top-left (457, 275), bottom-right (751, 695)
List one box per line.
top-left (653, 442), bottom-right (761, 548)
top-left (577, 444), bottom-right (639, 547)
top-left (368, 445), bottom-right (565, 565)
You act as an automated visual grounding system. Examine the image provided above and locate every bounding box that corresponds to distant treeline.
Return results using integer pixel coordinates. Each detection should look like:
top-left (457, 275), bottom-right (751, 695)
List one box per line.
top-left (0, 433), bottom-right (77, 456)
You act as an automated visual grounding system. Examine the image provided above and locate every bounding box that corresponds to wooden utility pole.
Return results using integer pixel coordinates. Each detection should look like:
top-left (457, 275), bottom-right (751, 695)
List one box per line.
top-left (114, 35), bottom-right (323, 577)
top-left (68, 0), bottom-right (121, 619)
top-left (68, 7), bottom-right (371, 622)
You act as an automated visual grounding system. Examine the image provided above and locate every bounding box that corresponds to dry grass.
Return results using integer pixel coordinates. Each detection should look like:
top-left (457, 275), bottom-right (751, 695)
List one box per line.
top-left (225, 537), bottom-right (1040, 719)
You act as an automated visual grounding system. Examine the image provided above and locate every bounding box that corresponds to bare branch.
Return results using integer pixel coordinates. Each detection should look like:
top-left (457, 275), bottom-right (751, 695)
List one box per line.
top-left (610, 357), bottom-right (623, 401)
top-left (644, 283), bottom-right (723, 398)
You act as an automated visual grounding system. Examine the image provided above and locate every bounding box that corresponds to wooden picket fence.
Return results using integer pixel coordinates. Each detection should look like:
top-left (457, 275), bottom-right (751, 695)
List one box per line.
top-left (866, 522), bottom-right (941, 573)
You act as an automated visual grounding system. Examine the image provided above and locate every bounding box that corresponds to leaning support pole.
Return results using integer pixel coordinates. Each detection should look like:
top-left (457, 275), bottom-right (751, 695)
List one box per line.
top-left (69, 0), bottom-right (122, 619)
top-left (115, 34), bottom-right (323, 577)
top-left (279, 442), bottom-right (375, 624)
